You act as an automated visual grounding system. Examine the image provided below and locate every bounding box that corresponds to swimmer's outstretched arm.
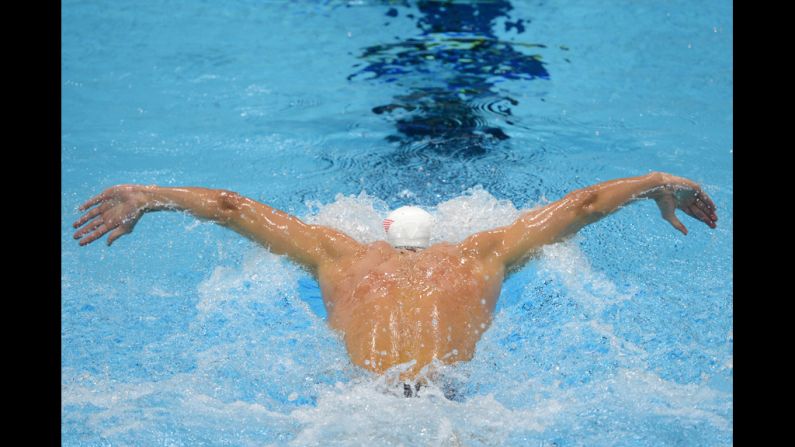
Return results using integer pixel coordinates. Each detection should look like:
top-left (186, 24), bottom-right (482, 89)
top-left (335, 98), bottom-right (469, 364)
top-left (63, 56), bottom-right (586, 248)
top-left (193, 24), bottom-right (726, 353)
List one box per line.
top-left (73, 185), bottom-right (363, 270)
top-left (461, 172), bottom-right (718, 270)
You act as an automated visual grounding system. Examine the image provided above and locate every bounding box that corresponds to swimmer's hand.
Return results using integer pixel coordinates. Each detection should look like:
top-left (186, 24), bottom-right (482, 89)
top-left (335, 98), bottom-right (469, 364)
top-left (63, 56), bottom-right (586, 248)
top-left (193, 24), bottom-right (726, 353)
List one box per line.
top-left (647, 174), bottom-right (718, 235)
top-left (73, 185), bottom-right (150, 246)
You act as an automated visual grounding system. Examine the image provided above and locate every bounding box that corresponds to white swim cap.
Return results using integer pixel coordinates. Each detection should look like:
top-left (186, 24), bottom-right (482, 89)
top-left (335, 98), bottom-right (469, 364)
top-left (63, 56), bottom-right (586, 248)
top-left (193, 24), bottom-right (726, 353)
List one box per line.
top-left (383, 206), bottom-right (434, 249)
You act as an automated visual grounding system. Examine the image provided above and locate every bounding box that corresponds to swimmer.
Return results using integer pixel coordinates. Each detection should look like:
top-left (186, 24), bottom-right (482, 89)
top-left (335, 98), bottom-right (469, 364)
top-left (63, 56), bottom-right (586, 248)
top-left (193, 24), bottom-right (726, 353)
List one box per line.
top-left (73, 172), bottom-right (717, 380)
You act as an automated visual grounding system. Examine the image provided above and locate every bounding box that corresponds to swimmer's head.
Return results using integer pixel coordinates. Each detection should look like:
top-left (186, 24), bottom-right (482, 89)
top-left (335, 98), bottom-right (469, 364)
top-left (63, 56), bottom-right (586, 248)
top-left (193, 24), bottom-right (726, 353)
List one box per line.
top-left (383, 206), bottom-right (434, 249)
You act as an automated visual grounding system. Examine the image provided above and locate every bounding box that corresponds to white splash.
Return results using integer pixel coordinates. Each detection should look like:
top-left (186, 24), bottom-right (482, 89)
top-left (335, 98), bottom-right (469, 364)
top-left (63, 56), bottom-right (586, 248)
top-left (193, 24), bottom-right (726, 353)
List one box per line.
top-left (538, 241), bottom-right (637, 314)
top-left (286, 371), bottom-right (561, 447)
top-left (63, 188), bottom-right (731, 446)
top-left (305, 186), bottom-right (530, 245)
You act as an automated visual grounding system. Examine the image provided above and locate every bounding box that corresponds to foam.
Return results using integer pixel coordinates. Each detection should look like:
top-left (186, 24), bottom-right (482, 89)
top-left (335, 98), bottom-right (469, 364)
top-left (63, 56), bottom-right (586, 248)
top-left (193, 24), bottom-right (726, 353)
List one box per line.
top-left (287, 376), bottom-right (560, 447)
top-left (305, 186), bottom-right (528, 245)
top-left (62, 188), bottom-right (732, 446)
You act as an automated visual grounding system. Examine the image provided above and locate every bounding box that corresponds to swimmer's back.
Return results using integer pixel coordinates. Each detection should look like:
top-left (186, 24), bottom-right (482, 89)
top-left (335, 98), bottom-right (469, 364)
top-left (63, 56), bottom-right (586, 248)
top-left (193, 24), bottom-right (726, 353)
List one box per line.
top-left (317, 241), bottom-right (504, 377)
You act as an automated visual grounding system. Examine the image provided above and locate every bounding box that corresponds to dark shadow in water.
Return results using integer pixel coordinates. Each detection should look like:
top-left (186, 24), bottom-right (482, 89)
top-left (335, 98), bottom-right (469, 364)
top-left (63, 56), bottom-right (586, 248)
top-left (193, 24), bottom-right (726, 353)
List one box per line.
top-left (348, 0), bottom-right (549, 160)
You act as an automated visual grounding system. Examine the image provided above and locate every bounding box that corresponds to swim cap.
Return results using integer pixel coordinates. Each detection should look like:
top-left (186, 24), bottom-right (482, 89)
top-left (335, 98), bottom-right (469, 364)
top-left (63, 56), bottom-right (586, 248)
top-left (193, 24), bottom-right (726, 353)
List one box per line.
top-left (383, 206), bottom-right (434, 249)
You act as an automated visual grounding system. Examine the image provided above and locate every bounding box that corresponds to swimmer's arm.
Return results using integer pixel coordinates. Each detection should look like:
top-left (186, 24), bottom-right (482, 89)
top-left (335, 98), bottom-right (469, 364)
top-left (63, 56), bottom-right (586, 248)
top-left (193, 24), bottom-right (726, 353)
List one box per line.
top-left (462, 172), bottom-right (718, 269)
top-left (73, 185), bottom-right (363, 270)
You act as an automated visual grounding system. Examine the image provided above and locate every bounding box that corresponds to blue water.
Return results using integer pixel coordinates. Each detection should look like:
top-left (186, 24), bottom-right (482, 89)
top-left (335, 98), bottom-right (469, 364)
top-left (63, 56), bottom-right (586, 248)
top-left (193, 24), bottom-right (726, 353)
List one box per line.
top-left (62, 1), bottom-right (732, 445)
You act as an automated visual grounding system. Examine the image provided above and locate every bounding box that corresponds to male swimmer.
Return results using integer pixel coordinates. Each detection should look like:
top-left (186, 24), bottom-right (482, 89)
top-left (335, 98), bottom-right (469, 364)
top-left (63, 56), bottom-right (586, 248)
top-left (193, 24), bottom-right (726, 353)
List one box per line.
top-left (73, 172), bottom-right (717, 388)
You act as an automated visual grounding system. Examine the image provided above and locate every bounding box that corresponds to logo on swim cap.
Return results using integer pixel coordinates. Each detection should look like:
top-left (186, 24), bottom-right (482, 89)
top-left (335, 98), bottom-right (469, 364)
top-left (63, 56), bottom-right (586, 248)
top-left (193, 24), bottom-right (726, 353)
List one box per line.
top-left (383, 206), bottom-right (433, 248)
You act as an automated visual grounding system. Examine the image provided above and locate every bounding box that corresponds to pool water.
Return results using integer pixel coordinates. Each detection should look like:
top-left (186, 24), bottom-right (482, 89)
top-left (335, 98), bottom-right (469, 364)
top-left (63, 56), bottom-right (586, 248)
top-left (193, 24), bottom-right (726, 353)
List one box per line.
top-left (62, 0), bottom-right (732, 445)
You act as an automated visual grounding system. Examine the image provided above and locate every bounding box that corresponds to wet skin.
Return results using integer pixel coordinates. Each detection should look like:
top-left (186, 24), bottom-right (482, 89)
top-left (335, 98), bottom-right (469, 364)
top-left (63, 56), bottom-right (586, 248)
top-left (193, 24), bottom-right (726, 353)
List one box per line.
top-left (318, 241), bottom-right (505, 378)
top-left (73, 172), bottom-right (718, 381)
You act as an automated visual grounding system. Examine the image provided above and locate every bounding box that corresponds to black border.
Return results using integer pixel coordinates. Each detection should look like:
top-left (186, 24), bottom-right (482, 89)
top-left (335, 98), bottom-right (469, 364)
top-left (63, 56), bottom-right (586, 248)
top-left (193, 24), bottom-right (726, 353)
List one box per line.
top-left (48, 1), bottom-right (62, 445)
top-left (47, 1), bottom-right (738, 445)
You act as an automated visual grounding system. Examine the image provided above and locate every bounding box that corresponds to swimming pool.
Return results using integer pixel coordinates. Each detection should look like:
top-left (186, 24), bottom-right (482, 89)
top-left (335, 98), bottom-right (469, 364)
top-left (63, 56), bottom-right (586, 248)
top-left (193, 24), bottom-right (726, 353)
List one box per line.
top-left (61, 0), bottom-right (733, 445)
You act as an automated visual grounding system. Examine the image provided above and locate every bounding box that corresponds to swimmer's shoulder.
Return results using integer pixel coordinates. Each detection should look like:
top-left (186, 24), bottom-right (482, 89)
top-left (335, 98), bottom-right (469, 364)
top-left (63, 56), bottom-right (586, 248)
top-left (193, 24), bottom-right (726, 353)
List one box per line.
top-left (341, 240), bottom-right (399, 262)
top-left (455, 230), bottom-right (502, 257)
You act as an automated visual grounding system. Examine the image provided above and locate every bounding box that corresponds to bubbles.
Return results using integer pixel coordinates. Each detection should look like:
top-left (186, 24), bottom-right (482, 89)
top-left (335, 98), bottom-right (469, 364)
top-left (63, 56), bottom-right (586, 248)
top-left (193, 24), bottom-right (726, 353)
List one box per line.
top-left (63, 187), bottom-right (731, 446)
top-left (305, 191), bottom-right (390, 243)
top-left (432, 185), bottom-right (526, 243)
top-left (287, 374), bottom-right (558, 446)
top-left (304, 185), bottom-right (528, 245)
top-left (537, 242), bottom-right (638, 315)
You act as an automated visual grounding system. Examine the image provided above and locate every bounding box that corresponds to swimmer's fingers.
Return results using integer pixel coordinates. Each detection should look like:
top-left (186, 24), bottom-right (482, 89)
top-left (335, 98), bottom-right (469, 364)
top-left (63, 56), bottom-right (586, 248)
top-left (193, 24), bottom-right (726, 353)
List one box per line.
top-left (78, 223), bottom-right (113, 246)
top-left (691, 196), bottom-right (712, 218)
top-left (78, 184), bottom-right (139, 211)
top-left (676, 187), bottom-right (717, 229)
top-left (695, 190), bottom-right (718, 222)
top-left (695, 188), bottom-right (717, 212)
top-left (663, 176), bottom-right (717, 231)
top-left (73, 216), bottom-right (106, 240)
top-left (107, 225), bottom-right (131, 246)
top-left (78, 190), bottom-right (111, 211)
top-left (664, 213), bottom-right (688, 235)
top-left (687, 202), bottom-right (717, 229)
top-left (655, 194), bottom-right (688, 235)
top-left (73, 202), bottom-right (111, 228)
